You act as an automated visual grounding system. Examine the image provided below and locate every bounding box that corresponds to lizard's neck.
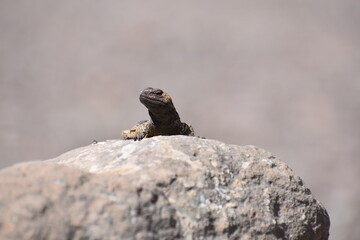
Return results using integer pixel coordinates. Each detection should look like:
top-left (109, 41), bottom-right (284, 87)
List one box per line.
top-left (148, 109), bottom-right (181, 129)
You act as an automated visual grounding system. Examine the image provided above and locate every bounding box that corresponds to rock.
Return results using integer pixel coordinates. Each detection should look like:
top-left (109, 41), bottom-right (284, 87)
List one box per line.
top-left (0, 136), bottom-right (330, 240)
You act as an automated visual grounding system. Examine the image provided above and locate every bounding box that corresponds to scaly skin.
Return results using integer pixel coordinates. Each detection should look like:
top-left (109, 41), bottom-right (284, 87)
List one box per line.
top-left (122, 87), bottom-right (194, 140)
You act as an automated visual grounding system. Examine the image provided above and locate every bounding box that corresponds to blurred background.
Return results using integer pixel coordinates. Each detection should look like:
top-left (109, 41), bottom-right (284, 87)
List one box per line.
top-left (1, 0), bottom-right (359, 239)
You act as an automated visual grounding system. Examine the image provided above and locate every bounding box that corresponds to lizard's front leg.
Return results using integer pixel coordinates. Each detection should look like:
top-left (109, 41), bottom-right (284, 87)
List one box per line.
top-left (122, 120), bottom-right (152, 141)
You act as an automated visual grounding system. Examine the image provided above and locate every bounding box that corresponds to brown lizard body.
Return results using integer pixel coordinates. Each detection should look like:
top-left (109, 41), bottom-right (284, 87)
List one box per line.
top-left (122, 87), bottom-right (194, 140)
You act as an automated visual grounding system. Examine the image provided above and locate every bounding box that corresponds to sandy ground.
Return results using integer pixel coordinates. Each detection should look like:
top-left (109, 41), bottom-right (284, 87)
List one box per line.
top-left (1, 1), bottom-right (359, 239)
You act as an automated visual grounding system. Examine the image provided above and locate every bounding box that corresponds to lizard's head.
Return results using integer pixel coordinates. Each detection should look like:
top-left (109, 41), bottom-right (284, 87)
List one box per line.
top-left (139, 87), bottom-right (174, 110)
top-left (139, 87), bottom-right (180, 124)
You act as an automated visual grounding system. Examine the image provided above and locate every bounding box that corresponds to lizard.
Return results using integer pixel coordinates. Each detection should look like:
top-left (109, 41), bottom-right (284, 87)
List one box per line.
top-left (122, 87), bottom-right (194, 140)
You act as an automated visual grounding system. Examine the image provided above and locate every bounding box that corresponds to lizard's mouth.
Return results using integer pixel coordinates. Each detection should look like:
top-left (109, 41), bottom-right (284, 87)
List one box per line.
top-left (140, 95), bottom-right (167, 108)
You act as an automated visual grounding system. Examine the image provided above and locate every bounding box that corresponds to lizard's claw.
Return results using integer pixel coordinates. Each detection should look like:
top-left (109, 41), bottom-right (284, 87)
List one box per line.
top-left (134, 131), bottom-right (146, 141)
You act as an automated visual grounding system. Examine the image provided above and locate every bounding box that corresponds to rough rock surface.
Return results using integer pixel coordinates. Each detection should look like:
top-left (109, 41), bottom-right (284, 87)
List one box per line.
top-left (0, 136), bottom-right (330, 240)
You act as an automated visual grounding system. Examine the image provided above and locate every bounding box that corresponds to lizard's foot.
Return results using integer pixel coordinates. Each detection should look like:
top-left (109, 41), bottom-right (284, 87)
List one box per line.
top-left (122, 120), bottom-right (150, 141)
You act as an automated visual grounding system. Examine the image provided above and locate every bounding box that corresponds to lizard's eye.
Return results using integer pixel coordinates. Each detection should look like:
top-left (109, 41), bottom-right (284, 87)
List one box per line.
top-left (154, 90), bottom-right (163, 95)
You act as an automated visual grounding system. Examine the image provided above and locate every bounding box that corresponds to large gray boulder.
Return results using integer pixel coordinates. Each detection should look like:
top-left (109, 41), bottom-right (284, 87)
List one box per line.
top-left (0, 136), bottom-right (330, 240)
